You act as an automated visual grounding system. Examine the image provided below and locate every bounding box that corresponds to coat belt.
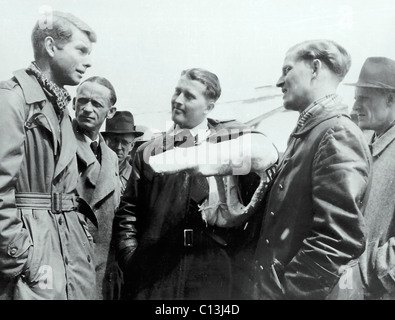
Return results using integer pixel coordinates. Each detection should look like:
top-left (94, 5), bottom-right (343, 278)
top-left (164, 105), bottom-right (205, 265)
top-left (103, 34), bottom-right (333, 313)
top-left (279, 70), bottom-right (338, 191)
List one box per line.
top-left (15, 192), bottom-right (79, 213)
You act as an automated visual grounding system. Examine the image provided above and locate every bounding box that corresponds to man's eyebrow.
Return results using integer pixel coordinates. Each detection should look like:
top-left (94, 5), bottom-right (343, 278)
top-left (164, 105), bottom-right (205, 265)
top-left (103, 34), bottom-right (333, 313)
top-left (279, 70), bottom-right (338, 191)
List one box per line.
top-left (183, 89), bottom-right (195, 97)
top-left (355, 95), bottom-right (369, 100)
top-left (77, 96), bottom-right (104, 105)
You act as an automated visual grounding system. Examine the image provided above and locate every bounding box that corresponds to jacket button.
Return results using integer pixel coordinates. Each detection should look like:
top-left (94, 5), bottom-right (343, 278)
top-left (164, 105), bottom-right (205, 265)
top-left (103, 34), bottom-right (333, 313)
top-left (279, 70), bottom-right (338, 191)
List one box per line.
top-left (10, 247), bottom-right (17, 256)
top-left (270, 211), bottom-right (275, 217)
top-left (59, 217), bottom-right (63, 225)
top-left (265, 239), bottom-right (270, 245)
top-left (65, 257), bottom-right (69, 265)
top-left (279, 184), bottom-right (284, 190)
top-left (87, 255), bottom-right (91, 263)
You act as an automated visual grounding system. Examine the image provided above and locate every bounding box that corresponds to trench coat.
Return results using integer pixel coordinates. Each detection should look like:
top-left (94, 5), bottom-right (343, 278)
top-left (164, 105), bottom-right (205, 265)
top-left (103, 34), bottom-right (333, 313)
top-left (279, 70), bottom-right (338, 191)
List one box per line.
top-left (251, 97), bottom-right (372, 300)
top-left (359, 125), bottom-right (395, 299)
top-left (0, 69), bottom-right (96, 299)
top-left (114, 118), bottom-right (264, 300)
top-left (74, 122), bottom-right (122, 300)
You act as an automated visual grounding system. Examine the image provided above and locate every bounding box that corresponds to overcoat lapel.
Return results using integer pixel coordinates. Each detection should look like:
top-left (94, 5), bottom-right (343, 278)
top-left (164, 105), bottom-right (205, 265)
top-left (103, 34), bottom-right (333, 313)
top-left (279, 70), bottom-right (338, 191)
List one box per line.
top-left (54, 108), bottom-right (74, 178)
top-left (89, 134), bottom-right (118, 208)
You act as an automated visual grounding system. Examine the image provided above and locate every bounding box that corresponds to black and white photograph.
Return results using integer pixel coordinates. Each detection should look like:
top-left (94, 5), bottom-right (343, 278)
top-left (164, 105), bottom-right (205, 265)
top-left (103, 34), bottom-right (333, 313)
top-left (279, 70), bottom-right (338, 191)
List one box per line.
top-left (0, 0), bottom-right (395, 310)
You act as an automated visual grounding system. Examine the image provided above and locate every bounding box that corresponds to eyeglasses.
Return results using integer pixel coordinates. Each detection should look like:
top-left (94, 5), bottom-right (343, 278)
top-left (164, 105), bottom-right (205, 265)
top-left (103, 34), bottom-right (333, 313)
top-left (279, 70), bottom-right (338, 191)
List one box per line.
top-left (107, 136), bottom-right (134, 147)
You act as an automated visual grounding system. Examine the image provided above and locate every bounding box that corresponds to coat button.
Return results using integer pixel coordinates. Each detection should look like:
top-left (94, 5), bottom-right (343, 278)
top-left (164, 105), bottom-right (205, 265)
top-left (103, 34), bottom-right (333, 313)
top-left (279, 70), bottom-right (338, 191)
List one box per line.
top-left (87, 255), bottom-right (91, 263)
top-left (65, 257), bottom-right (69, 265)
top-left (9, 247), bottom-right (17, 256)
top-left (265, 239), bottom-right (270, 245)
top-left (59, 217), bottom-right (63, 225)
top-left (270, 211), bottom-right (275, 217)
top-left (279, 184), bottom-right (284, 190)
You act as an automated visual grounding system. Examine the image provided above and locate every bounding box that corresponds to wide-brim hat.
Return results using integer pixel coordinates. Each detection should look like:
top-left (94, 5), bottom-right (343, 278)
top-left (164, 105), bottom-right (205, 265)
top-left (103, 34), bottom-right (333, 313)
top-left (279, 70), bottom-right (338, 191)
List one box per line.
top-left (344, 57), bottom-right (395, 90)
top-left (102, 111), bottom-right (144, 137)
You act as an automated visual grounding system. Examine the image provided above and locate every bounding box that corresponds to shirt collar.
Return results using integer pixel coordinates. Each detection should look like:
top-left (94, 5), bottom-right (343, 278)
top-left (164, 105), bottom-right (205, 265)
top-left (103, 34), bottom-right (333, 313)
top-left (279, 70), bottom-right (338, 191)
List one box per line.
top-left (169, 119), bottom-right (211, 144)
top-left (82, 133), bottom-right (100, 145)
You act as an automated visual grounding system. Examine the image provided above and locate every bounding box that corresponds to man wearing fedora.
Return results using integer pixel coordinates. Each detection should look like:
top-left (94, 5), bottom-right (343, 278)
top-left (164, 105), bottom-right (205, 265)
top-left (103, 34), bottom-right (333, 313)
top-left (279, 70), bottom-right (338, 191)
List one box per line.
top-left (102, 111), bottom-right (143, 196)
top-left (348, 57), bottom-right (395, 300)
top-left (72, 76), bottom-right (123, 299)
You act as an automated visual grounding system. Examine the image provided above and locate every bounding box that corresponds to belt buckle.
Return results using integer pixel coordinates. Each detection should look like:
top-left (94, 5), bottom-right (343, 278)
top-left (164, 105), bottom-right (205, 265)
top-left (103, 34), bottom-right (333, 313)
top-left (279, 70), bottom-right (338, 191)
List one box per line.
top-left (51, 192), bottom-right (62, 214)
top-left (184, 229), bottom-right (193, 247)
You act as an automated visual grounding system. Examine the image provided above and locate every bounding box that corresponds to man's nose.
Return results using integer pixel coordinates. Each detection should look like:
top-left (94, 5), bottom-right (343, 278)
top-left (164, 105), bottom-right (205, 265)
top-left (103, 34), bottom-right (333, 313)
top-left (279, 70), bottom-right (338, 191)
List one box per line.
top-left (82, 101), bottom-right (94, 112)
top-left (174, 93), bottom-right (184, 105)
top-left (83, 55), bottom-right (92, 69)
top-left (351, 101), bottom-right (359, 112)
top-left (115, 141), bottom-right (123, 149)
top-left (276, 76), bottom-right (284, 88)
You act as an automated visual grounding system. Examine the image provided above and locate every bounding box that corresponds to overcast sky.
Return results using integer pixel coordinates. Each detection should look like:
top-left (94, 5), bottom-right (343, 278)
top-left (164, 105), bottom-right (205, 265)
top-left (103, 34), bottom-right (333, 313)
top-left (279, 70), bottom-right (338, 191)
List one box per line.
top-left (2, 0), bottom-right (395, 132)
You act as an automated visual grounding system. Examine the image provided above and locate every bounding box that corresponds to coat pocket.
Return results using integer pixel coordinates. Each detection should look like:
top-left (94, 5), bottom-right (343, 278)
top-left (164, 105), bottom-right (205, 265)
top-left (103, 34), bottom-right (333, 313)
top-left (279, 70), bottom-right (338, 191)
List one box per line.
top-left (76, 211), bottom-right (95, 244)
top-left (18, 209), bottom-right (39, 284)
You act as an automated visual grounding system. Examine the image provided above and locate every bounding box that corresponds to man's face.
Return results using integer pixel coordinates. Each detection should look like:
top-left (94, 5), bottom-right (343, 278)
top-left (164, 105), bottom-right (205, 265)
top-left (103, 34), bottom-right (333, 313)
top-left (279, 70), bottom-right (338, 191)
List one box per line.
top-left (73, 81), bottom-right (115, 135)
top-left (352, 87), bottom-right (391, 134)
top-left (51, 25), bottom-right (93, 87)
top-left (276, 51), bottom-right (314, 112)
top-left (105, 133), bottom-right (136, 165)
top-left (171, 75), bottom-right (213, 129)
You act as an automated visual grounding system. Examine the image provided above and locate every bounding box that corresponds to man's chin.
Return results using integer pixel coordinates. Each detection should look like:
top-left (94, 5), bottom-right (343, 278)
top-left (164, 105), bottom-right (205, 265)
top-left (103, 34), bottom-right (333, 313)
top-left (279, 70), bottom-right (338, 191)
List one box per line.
top-left (171, 115), bottom-right (184, 126)
top-left (283, 102), bottom-right (299, 112)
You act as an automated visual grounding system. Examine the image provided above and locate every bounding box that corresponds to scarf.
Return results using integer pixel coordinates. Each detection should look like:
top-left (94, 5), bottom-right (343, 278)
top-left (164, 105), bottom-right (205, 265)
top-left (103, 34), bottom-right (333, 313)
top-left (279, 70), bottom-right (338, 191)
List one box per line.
top-left (26, 62), bottom-right (71, 120)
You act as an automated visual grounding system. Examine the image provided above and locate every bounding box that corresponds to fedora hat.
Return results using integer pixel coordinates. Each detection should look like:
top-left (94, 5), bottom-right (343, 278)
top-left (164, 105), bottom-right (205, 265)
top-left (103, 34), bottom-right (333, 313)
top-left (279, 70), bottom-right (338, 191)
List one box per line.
top-left (345, 57), bottom-right (395, 90)
top-left (102, 111), bottom-right (144, 137)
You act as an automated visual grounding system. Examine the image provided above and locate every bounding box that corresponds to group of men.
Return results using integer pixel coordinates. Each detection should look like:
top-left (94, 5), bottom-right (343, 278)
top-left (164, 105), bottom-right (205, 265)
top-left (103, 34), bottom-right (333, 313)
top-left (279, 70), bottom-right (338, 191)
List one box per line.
top-left (0, 10), bottom-right (394, 301)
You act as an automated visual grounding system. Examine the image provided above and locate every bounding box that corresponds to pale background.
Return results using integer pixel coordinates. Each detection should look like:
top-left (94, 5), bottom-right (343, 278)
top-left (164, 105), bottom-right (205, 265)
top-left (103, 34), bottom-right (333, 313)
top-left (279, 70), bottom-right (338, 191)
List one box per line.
top-left (1, 0), bottom-right (395, 152)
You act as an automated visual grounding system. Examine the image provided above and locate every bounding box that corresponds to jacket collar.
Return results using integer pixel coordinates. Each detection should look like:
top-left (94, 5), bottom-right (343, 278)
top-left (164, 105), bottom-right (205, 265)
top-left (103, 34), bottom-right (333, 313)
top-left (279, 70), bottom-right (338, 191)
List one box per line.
top-left (369, 124), bottom-right (395, 157)
top-left (75, 124), bottom-right (119, 206)
top-left (293, 95), bottom-right (350, 137)
top-left (13, 69), bottom-right (47, 105)
top-left (14, 68), bottom-right (74, 178)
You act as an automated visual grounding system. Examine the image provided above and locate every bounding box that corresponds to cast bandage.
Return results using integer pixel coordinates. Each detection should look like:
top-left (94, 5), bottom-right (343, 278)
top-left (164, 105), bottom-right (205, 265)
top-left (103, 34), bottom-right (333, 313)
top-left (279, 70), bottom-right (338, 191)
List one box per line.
top-left (149, 134), bottom-right (253, 176)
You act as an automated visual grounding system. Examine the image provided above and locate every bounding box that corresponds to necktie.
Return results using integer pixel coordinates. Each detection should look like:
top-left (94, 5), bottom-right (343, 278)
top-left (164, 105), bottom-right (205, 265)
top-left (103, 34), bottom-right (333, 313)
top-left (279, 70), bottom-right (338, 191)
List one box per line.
top-left (90, 141), bottom-right (99, 159)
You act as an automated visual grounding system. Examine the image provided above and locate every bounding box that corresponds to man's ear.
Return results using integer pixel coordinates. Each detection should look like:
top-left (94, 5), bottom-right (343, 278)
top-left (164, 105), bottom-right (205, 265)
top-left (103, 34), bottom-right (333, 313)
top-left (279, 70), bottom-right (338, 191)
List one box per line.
top-left (205, 101), bottom-right (215, 114)
top-left (72, 97), bottom-right (76, 111)
top-left (387, 93), bottom-right (394, 106)
top-left (107, 107), bottom-right (117, 119)
top-left (44, 36), bottom-right (57, 58)
top-left (312, 59), bottom-right (322, 79)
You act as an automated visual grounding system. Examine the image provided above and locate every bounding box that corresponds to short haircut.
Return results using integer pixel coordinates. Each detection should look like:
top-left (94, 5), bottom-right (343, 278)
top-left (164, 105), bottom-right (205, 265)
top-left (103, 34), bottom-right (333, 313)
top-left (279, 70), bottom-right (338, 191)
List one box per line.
top-left (79, 76), bottom-right (117, 106)
top-left (288, 39), bottom-right (351, 81)
top-left (181, 68), bottom-right (222, 101)
top-left (31, 11), bottom-right (97, 60)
